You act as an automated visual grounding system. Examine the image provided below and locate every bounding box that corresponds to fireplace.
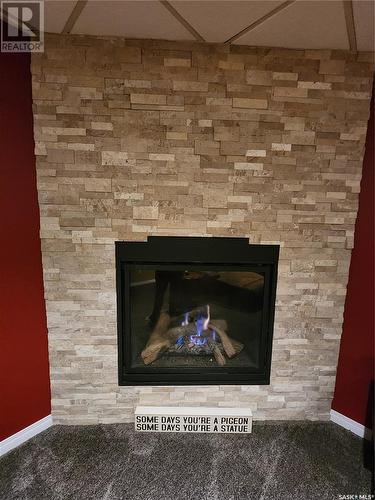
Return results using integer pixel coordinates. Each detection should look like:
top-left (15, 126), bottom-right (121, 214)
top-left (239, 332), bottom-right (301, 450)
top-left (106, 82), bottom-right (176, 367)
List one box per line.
top-left (116, 237), bottom-right (279, 385)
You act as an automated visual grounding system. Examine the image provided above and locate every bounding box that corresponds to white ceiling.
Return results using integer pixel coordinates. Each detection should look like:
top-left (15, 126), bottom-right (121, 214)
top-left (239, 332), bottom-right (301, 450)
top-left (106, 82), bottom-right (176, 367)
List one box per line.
top-left (73, 1), bottom-right (195, 39)
top-left (44, 1), bottom-right (76, 33)
top-left (42, 0), bottom-right (375, 51)
top-left (168, 1), bottom-right (283, 43)
top-left (235, 1), bottom-right (349, 49)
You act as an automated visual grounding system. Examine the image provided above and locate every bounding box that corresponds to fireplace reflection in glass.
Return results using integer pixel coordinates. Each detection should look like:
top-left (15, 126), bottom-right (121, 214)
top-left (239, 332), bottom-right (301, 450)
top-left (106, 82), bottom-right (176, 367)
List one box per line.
top-left (130, 268), bottom-right (265, 369)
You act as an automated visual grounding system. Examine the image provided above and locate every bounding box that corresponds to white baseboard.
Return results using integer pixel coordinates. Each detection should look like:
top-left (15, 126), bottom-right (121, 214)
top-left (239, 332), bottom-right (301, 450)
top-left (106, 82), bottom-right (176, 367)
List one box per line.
top-left (0, 415), bottom-right (53, 457)
top-left (330, 410), bottom-right (372, 440)
top-left (0, 411), bottom-right (370, 455)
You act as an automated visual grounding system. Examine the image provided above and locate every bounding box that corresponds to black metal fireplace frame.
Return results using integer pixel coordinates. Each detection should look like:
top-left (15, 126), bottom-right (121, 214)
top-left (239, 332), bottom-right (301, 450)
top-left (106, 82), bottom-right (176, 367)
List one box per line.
top-left (116, 236), bottom-right (279, 386)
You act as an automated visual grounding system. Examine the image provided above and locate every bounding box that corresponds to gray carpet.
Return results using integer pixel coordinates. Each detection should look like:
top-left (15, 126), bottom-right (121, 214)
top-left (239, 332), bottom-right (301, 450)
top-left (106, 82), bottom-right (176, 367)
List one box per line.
top-left (0, 422), bottom-right (372, 500)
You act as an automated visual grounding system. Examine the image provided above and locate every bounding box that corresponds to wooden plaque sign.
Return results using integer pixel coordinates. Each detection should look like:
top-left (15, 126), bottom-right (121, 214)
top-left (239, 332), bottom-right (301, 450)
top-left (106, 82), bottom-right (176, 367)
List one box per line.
top-left (135, 406), bottom-right (252, 434)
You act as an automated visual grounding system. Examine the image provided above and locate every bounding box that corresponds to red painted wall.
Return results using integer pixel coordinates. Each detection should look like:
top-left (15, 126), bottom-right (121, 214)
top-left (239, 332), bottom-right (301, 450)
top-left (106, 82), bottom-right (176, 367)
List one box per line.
top-left (0, 52), bottom-right (51, 441)
top-left (332, 94), bottom-right (374, 428)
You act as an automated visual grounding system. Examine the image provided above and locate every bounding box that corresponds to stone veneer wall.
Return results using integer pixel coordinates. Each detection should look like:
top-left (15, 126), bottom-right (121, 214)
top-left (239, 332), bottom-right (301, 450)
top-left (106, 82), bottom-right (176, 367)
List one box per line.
top-left (31, 34), bottom-right (373, 424)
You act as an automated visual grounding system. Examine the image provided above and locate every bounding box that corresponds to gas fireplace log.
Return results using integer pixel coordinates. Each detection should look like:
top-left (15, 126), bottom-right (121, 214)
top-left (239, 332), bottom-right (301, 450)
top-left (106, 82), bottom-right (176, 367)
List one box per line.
top-left (141, 315), bottom-right (200, 365)
top-left (208, 339), bottom-right (226, 366)
top-left (208, 322), bottom-right (244, 358)
top-left (141, 312), bottom-right (172, 365)
top-left (141, 311), bottom-right (244, 366)
top-left (208, 319), bottom-right (227, 331)
top-left (166, 322), bottom-right (198, 339)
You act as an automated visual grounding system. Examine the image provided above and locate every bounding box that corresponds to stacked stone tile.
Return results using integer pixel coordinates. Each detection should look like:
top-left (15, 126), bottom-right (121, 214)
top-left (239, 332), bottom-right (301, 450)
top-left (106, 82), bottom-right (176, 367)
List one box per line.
top-left (31, 34), bottom-right (373, 424)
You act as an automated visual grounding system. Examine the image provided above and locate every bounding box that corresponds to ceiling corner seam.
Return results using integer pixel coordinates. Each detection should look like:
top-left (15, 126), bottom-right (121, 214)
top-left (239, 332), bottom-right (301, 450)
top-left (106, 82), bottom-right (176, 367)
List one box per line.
top-left (62, 0), bottom-right (88, 35)
top-left (159, 0), bottom-right (205, 42)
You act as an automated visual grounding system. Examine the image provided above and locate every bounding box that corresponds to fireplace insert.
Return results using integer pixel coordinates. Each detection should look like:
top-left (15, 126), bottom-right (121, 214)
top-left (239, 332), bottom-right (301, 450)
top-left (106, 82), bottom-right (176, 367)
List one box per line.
top-left (116, 237), bottom-right (279, 385)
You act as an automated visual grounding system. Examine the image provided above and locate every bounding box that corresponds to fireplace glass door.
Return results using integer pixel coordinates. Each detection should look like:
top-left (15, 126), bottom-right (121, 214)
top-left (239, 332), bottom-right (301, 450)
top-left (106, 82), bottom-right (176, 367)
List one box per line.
top-left (129, 266), bottom-right (266, 370)
top-left (116, 237), bottom-right (278, 385)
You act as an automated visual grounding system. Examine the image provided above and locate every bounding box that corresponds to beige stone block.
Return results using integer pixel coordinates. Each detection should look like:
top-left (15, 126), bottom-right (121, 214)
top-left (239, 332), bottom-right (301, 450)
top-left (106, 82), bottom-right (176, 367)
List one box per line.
top-left (85, 178), bottom-right (111, 192)
top-left (75, 150), bottom-right (100, 164)
top-left (130, 94), bottom-right (167, 105)
top-left (47, 148), bottom-right (74, 163)
top-left (198, 119), bottom-right (213, 127)
top-left (164, 58), bottom-right (191, 67)
top-left (281, 117), bottom-right (305, 131)
top-left (219, 60), bottom-right (244, 70)
top-left (167, 95), bottom-right (184, 106)
top-left (33, 86), bottom-right (62, 100)
top-left (131, 104), bottom-right (183, 111)
top-left (206, 97), bottom-right (232, 106)
top-left (325, 215), bottom-right (345, 224)
top-left (91, 122), bottom-right (113, 131)
top-left (203, 190), bottom-right (228, 208)
top-left (315, 260), bottom-right (337, 267)
top-left (316, 145), bottom-right (335, 153)
top-left (70, 86), bottom-right (102, 100)
top-left (55, 106), bottom-right (91, 115)
top-left (133, 206), bottom-right (159, 220)
top-left (246, 70), bottom-right (272, 86)
top-left (60, 217), bottom-right (95, 227)
top-left (333, 90), bottom-right (370, 100)
top-left (273, 72), bottom-right (298, 81)
top-left (195, 140), bottom-right (220, 155)
top-left (228, 195), bottom-right (252, 203)
top-left (297, 81), bottom-right (332, 90)
top-left (214, 126), bottom-right (240, 142)
top-left (233, 98), bottom-right (268, 109)
top-left (117, 46), bottom-right (142, 63)
top-left (108, 98), bottom-right (131, 110)
top-left (284, 131), bottom-right (316, 145)
top-left (274, 87), bottom-right (308, 98)
top-left (272, 143), bottom-right (291, 152)
top-left (340, 133), bottom-right (361, 141)
top-left (149, 153), bottom-right (175, 161)
top-left (234, 162), bottom-right (263, 171)
top-left (173, 81), bottom-right (208, 92)
top-left (102, 151), bottom-right (129, 166)
top-left (85, 46), bottom-right (140, 64)
top-left (35, 142), bottom-right (47, 156)
top-left (319, 60), bottom-right (346, 75)
top-left (166, 131), bottom-right (188, 140)
top-left (45, 74), bottom-right (68, 84)
top-left (246, 149), bottom-right (267, 157)
top-left (67, 143), bottom-right (95, 151)
top-left (327, 192), bottom-right (346, 200)
top-left (105, 79), bottom-right (151, 93)
top-left (42, 127), bottom-right (86, 136)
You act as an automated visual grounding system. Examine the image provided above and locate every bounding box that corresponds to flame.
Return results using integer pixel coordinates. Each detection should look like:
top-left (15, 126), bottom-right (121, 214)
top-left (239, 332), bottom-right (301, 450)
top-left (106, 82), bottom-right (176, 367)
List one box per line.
top-left (181, 312), bottom-right (189, 326)
top-left (203, 304), bottom-right (210, 331)
top-left (190, 305), bottom-right (210, 345)
top-left (178, 304), bottom-right (212, 347)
